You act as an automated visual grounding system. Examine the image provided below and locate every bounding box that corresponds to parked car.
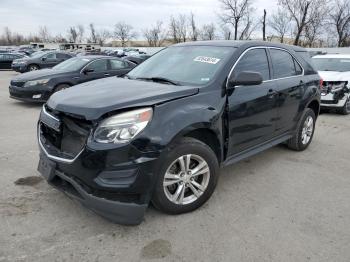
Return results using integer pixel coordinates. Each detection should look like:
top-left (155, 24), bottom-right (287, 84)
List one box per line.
top-left (37, 41), bottom-right (321, 225)
top-left (123, 54), bottom-right (151, 64)
top-left (9, 56), bottom-right (135, 102)
top-left (0, 53), bottom-right (27, 69)
top-left (11, 51), bottom-right (74, 73)
top-left (312, 54), bottom-right (350, 114)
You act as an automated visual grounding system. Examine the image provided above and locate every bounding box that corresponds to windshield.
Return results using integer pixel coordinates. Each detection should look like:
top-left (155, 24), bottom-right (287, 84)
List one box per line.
top-left (30, 51), bottom-right (45, 58)
top-left (312, 57), bottom-right (350, 72)
top-left (127, 46), bottom-right (235, 85)
top-left (52, 57), bottom-right (91, 71)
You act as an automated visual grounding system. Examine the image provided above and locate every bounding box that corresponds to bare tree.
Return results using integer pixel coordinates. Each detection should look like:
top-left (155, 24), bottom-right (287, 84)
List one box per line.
top-left (201, 23), bottom-right (216, 40)
top-left (279, 0), bottom-right (328, 45)
top-left (144, 21), bottom-right (166, 47)
top-left (269, 8), bottom-right (290, 43)
top-left (178, 14), bottom-right (188, 42)
top-left (38, 26), bottom-right (51, 42)
top-left (89, 23), bottom-right (97, 43)
top-left (221, 25), bottom-right (232, 40)
top-left (114, 22), bottom-right (136, 47)
top-left (262, 9), bottom-right (267, 41)
top-left (3, 27), bottom-right (12, 44)
top-left (96, 29), bottom-right (110, 46)
top-left (329, 0), bottom-right (350, 47)
top-left (169, 15), bottom-right (183, 43)
top-left (67, 26), bottom-right (78, 42)
top-left (77, 24), bottom-right (84, 42)
top-left (218, 0), bottom-right (251, 40)
top-left (189, 12), bottom-right (199, 41)
top-left (239, 11), bottom-right (257, 40)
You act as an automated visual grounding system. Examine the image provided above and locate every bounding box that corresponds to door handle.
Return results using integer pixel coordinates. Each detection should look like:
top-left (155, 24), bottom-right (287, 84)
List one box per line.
top-left (104, 73), bottom-right (110, 76)
top-left (268, 89), bottom-right (278, 98)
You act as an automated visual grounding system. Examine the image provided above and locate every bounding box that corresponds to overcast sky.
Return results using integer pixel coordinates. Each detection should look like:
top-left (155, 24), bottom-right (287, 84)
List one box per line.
top-left (0, 0), bottom-right (278, 37)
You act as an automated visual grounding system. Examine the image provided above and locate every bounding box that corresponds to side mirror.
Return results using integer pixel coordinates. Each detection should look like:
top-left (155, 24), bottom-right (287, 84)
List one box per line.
top-left (41, 57), bottom-right (46, 61)
top-left (228, 71), bottom-right (263, 88)
top-left (83, 68), bottom-right (94, 74)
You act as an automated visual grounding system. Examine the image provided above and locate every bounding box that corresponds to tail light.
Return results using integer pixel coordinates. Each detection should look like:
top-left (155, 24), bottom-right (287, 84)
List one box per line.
top-left (319, 78), bottom-right (323, 89)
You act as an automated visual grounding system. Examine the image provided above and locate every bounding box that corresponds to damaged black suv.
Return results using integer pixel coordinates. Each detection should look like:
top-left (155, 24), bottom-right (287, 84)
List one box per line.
top-left (37, 41), bottom-right (321, 225)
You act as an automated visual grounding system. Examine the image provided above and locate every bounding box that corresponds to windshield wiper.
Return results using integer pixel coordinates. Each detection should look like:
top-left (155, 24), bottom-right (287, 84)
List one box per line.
top-left (135, 77), bottom-right (181, 86)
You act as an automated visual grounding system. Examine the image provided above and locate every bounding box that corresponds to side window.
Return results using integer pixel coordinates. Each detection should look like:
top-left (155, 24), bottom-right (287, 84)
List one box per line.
top-left (45, 53), bottom-right (56, 59)
top-left (86, 59), bottom-right (108, 72)
top-left (110, 59), bottom-right (127, 70)
top-left (56, 53), bottom-right (70, 59)
top-left (234, 49), bottom-right (270, 81)
top-left (294, 59), bottom-right (303, 75)
top-left (270, 49), bottom-right (298, 78)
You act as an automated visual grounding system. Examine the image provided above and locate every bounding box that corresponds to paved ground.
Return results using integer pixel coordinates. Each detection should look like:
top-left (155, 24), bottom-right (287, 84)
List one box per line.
top-left (0, 70), bottom-right (349, 262)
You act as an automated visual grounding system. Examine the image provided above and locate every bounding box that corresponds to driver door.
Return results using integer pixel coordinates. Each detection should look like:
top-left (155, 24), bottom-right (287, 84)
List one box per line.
top-left (227, 48), bottom-right (279, 156)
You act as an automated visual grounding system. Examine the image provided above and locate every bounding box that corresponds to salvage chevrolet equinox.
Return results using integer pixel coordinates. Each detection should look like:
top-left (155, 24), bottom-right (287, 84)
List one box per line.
top-left (37, 41), bottom-right (321, 225)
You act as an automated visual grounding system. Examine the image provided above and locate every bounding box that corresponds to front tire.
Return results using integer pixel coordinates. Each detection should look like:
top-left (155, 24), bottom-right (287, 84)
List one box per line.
top-left (287, 108), bottom-right (316, 151)
top-left (152, 137), bottom-right (219, 214)
top-left (54, 84), bottom-right (70, 93)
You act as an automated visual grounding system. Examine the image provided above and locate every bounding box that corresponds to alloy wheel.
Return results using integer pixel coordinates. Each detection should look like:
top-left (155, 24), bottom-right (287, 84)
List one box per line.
top-left (163, 154), bottom-right (210, 205)
top-left (301, 115), bottom-right (314, 145)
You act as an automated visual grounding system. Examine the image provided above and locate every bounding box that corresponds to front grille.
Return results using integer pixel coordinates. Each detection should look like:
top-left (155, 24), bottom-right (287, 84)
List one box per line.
top-left (40, 106), bottom-right (92, 159)
top-left (10, 80), bottom-right (25, 87)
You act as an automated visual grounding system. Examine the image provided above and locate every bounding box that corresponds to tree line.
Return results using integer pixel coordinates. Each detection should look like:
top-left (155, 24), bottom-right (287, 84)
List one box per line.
top-left (1, 0), bottom-right (349, 47)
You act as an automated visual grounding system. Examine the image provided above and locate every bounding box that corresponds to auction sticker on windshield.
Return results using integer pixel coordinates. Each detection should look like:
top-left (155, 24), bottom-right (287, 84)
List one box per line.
top-left (194, 56), bottom-right (221, 64)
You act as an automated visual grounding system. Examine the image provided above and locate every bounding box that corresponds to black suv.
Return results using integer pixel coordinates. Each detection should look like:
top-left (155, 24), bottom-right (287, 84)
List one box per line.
top-left (11, 51), bottom-right (73, 72)
top-left (37, 41), bottom-right (321, 225)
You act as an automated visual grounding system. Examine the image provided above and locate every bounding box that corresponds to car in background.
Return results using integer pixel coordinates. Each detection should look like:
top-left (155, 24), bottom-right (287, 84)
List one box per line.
top-left (312, 54), bottom-right (350, 114)
top-left (0, 53), bottom-right (28, 69)
top-left (9, 56), bottom-right (136, 102)
top-left (123, 54), bottom-right (151, 65)
top-left (11, 51), bottom-right (74, 73)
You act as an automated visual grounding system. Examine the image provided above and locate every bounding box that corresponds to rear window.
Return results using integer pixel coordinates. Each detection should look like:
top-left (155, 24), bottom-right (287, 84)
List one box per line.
top-left (312, 58), bottom-right (350, 72)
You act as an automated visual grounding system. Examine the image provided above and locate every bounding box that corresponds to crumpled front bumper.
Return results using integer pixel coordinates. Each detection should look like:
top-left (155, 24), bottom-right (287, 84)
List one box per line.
top-left (320, 93), bottom-right (349, 108)
top-left (39, 159), bottom-right (148, 225)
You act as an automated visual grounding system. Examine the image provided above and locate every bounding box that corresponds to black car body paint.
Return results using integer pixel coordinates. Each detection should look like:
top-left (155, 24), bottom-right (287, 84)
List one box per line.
top-left (37, 41), bottom-right (321, 224)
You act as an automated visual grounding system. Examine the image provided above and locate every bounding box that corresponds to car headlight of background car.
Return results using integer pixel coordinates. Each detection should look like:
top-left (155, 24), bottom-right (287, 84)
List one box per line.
top-left (94, 107), bottom-right (153, 144)
top-left (13, 60), bottom-right (27, 65)
top-left (327, 81), bottom-right (347, 93)
top-left (24, 79), bottom-right (50, 87)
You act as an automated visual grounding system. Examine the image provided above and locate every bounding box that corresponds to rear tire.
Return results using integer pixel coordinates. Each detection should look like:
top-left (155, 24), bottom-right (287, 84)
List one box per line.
top-left (28, 64), bottom-right (39, 71)
top-left (287, 108), bottom-right (316, 151)
top-left (152, 137), bottom-right (219, 215)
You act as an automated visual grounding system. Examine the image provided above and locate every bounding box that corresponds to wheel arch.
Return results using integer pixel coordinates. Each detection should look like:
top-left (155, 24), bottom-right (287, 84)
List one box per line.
top-left (168, 126), bottom-right (223, 164)
top-left (307, 99), bottom-right (320, 118)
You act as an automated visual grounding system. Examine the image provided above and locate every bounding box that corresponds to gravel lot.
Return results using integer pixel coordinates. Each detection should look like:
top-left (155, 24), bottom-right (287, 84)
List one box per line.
top-left (0, 70), bottom-right (349, 262)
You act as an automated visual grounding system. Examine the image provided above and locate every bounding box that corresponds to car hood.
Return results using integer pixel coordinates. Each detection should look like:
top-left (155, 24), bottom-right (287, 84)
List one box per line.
top-left (318, 71), bottom-right (350, 82)
top-left (47, 77), bottom-right (199, 120)
top-left (12, 69), bottom-right (69, 81)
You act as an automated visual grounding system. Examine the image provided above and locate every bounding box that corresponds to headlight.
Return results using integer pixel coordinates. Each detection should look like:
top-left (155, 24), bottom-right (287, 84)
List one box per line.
top-left (24, 79), bottom-right (50, 87)
top-left (13, 60), bottom-right (26, 64)
top-left (94, 107), bottom-right (153, 144)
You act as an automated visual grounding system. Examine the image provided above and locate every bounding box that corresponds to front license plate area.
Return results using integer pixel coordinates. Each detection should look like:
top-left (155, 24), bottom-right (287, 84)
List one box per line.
top-left (37, 155), bottom-right (56, 180)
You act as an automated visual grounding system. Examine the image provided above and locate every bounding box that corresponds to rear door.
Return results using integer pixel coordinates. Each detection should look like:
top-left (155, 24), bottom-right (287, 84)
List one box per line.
top-left (56, 53), bottom-right (72, 64)
top-left (79, 59), bottom-right (109, 83)
top-left (107, 59), bottom-right (133, 77)
top-left (42, 53), bottom-right (58, 68)
top-left (268, 48), bottom-right (304, 134)
top-left (227, 48), bottom-right (279, 156)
